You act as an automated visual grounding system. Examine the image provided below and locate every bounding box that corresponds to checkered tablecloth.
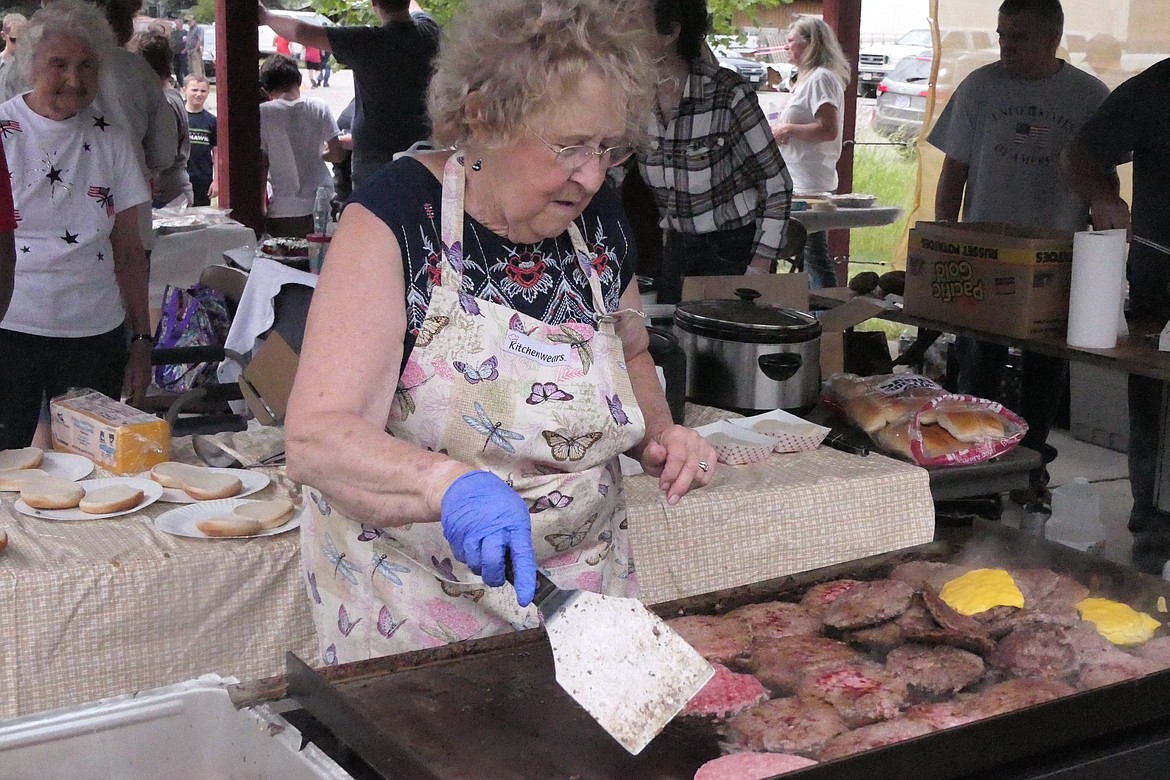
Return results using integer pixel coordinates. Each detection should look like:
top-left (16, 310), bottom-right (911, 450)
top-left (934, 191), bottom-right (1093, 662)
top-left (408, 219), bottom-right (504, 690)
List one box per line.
top-left (625, 405), bottom-right (936, 605)
top-left (0, 433), bottom-right (317, 719)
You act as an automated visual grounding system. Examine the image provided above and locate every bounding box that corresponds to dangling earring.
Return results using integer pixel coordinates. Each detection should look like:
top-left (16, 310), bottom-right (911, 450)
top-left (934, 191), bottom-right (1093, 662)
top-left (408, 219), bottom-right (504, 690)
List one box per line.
top-left (471, 159), bottom-right (482, 171)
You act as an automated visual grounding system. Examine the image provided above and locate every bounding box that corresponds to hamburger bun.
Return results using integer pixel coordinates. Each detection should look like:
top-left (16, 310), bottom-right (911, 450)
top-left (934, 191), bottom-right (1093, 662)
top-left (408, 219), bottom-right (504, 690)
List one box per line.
top-left (848, 396), bottom-right (896, 434)
top-left (181, 471), bottom-right (244, 501)
top-left (920, 424), bottom-right (969, 460)
top-left (196, 516), bottom-right (265, 537)
top-left (0, 468), bottom-right (50, 491)
top-left (232, 497), bottom-right (295, 529)
top-left (20, 477), bottom-right (85, 510)
top-left (873, 420), bottom-right (913, 460)
top-left (0, 447), bottom-right (44, 471)
top-left (150, 461), bottom-right (201, 489)
top-left (937, 408), bottom-right (1006, 442)
top-left (79, 484), bottom-right (145, 514)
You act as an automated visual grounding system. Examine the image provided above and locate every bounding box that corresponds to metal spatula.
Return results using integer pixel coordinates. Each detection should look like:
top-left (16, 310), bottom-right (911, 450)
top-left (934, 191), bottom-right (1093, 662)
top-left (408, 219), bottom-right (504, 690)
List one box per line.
top-left (531, 570), bottom-right (713, 755)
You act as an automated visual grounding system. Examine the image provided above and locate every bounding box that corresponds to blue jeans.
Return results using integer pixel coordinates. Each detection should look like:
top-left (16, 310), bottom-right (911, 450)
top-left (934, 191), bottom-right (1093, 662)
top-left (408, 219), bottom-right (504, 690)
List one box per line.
top-left (802, 230), bottom-right (837, 289)
top-left (952, 336), bottom-right (1065, 460)
top-left (658, 224), bottom-right (756, 304)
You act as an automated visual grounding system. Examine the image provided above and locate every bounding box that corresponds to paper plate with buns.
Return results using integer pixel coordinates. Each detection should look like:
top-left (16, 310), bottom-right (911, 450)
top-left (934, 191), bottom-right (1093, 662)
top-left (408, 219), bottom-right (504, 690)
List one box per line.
top-left (0, 447), bottom-right (94, 490)
top-left (693, 420), bottom-right (775, 466)
top-left (729, 409), bottom-right (830, 453)
top-left (14, 477), bottom-right (162, 521)
top-left (143, 461), bottom-right (271, 503)
top-left (154, 497), bottom-right (301, 539)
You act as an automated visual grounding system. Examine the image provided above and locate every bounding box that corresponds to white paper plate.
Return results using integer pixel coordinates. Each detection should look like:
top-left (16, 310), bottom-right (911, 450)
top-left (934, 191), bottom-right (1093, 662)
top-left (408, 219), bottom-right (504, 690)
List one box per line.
top-left (40, 452), bottom-right (96, 482)
top-left (730, 410), bottom-right (830, 453)
top-left (154, 498), bottom-right (302, 539)
top-left (15, 478), bottom-right (163, 521)
top-left (147, 468), bottom-right (271, 504)
top-left (693, 420), bottom-right (775, 466)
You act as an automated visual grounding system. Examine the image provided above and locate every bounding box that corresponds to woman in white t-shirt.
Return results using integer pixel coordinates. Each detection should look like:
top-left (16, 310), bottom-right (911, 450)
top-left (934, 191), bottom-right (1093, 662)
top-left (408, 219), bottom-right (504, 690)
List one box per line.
top-left (770, 17), bottom-right (849, 289)
top-left (0, 0), bottom-right (152, 449)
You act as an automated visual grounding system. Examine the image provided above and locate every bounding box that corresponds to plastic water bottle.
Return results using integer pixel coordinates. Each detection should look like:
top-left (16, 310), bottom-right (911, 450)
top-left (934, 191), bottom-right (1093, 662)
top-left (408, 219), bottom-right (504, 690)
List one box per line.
top-left (312, 186), bottom-right (331, 236)
top-left (1046, 477), bottom-right (1106, 555)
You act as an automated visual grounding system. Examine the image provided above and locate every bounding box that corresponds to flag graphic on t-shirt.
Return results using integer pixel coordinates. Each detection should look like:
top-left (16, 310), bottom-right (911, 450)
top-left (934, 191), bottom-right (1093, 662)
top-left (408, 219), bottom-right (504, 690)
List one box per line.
top-left (0, 119), bottom-right (20, 137)
top-left (88, 186), bottom-right (114, 216)
top-left (1013, 122), bottom-right (1049, 147)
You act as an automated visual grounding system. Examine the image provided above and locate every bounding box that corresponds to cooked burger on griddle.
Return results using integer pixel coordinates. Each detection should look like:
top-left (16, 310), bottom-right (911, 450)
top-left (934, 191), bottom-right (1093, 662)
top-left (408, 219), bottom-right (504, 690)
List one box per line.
top-left (886, 644), bottom-right (985, 698)
top-left (816, 717), bottom-right (936, 761)
top-left (666, 614), bottom-right (751, 664)
top-left (723, 696), bottom-right (848, 755)
top-left (989, 624), bottom-right (1081, 679)
top-left (822, 579), bottom-right (915, 630)
top-left (748, 635), bottom-right (866, 693)
top-left (796, 662), bottom-right (909, 727)
top-left (727, 600), bottom-right (823, 640)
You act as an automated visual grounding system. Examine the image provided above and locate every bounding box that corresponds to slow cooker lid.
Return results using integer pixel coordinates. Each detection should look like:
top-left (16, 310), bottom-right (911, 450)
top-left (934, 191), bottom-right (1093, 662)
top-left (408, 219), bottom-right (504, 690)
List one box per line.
top-left (674, 288), bottom-right (821, 344)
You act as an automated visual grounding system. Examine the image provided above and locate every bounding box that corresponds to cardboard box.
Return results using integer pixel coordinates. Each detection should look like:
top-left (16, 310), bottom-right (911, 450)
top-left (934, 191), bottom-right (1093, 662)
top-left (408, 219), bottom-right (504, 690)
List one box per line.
top-left (904, 222), bottom-right (1073, 339)
top-left (50, 390), bottom-right (170, 475)
top-left (238, 331), bottom-right (299, 425)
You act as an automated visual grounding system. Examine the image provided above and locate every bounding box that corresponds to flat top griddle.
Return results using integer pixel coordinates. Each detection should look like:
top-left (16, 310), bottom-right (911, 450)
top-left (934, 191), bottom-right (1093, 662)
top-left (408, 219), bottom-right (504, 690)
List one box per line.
top-left (269, 522), bottom-right (1170, 780)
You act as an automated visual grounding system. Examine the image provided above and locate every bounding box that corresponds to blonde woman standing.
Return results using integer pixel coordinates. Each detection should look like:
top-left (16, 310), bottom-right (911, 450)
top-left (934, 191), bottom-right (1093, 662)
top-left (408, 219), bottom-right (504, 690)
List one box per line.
top-left (771, 17), bottom-right (851, 288)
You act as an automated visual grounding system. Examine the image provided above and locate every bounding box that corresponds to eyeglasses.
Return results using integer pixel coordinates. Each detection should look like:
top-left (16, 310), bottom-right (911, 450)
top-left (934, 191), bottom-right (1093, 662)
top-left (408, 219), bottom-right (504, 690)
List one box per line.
top-left (534, 133), bottom-right (634, 171)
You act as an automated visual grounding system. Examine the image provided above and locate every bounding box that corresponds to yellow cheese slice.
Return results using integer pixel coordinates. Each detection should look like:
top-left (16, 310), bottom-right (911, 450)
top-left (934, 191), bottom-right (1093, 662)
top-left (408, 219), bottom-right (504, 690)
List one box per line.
top-left (1076, 597), bottom-right (1161, 646)
top-left (938, 568), bottom-right (1025, 616)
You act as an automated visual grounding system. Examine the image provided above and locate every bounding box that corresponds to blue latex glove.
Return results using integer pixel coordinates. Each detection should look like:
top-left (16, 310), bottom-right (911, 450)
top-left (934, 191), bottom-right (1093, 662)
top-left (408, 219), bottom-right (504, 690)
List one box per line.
top-left (440, 470), bottom-right (536, 606)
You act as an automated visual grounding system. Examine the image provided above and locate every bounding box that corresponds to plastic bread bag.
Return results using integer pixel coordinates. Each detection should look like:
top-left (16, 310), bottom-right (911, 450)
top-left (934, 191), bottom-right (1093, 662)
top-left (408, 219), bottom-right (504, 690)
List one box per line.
top-left (822, 372), bottom-right (946, 435)
top-left (903, 394), bottom-right (1028, 467)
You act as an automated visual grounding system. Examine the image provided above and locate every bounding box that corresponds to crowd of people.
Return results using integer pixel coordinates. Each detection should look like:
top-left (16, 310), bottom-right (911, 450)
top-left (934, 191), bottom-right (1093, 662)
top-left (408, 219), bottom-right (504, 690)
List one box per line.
top-left (0, 0), bottom-right (1167, 661)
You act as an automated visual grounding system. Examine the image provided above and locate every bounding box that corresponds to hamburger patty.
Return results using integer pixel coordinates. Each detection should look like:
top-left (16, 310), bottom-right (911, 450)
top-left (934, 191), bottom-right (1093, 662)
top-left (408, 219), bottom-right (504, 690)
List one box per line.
top-left (723, 696), bottom-right (847, 755)
top-left (822, 579), bottom-right (915, 630)
top-left (886, 644), bottom-right (985, 698)
top-left (796, 663), bottom-right (908, 727)
top-left (694, 752), bottom-right (818, 780)
top-left (800, 579), bottom-right (864, 612)
top-left (816, 717), bottom-right (937, 761)
top-left (890, 560), bottom-right (964, 591)
top-left (727, 601), bottom-right (823, 640)
top-left (666, 614), bottom-right (750, 664)
top-left (748, 635), bottom-right (865, 693)
top-left (989, 624), bottom-right (1081, 679)
top-left (1077, 649), bottom-right (1164, 690)
top-left (679, 662), bottom-right (769, 718)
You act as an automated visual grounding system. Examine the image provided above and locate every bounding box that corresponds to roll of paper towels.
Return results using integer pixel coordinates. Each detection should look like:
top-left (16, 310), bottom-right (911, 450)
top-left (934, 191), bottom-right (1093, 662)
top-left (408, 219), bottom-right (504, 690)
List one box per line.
top-left (1067, 230), bottom-right (1127, 349)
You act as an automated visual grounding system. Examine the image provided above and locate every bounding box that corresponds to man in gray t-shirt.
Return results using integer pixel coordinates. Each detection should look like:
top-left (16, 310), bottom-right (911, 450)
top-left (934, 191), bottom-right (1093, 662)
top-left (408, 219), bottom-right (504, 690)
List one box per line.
top-left (258, 0), bottom-right (439, 186)
top-left (927, 0), bottom-right (1108, 506)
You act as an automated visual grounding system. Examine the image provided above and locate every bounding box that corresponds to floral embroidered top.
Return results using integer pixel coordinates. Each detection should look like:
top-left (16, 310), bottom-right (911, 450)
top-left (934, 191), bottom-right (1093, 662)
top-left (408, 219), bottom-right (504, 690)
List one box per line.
top-left (351, 156), bottom-right (638, 362)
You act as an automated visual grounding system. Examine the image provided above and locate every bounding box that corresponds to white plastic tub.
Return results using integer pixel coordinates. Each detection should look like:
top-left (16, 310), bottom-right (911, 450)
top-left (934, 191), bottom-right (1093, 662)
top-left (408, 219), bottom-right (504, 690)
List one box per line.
top-left (0, 675), bottom-right (353, 780)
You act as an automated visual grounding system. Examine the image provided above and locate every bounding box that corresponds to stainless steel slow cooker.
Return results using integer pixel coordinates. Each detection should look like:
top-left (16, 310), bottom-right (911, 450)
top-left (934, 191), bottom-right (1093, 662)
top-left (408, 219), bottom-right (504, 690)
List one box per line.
top-left (673, 288), bottom-right (821, 413)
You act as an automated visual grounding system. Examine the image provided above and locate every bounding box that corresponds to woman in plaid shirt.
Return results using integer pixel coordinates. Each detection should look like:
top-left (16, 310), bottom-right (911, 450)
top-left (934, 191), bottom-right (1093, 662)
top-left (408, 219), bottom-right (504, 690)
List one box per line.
top-left (638, 0), bottom-right (792, 304)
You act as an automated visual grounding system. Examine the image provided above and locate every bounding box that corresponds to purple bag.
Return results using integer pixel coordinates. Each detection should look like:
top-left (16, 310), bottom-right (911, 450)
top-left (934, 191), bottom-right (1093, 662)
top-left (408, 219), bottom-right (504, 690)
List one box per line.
top-left (151, 283), bottom-right (231, 393)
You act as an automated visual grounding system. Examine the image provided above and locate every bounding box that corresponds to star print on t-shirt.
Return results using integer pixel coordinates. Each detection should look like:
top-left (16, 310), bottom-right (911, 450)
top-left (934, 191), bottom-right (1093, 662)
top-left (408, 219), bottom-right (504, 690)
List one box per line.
top-left (97, 251), bottom-right (105, 261)
top-left (92, 115), bottom-right (110, 131)
top-left (19, 246), bottom-right (29, 253)
top-left (46, 166), bottom-right (63, 184)
top-left (61, 231), bottom-right (79, 244)
top-left (82, 142), bottom-right (92, 152)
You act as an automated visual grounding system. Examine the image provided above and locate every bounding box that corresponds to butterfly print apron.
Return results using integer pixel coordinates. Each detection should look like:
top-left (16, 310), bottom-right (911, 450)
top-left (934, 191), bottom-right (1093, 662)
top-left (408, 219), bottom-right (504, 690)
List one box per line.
top-left (302, 154), bottom-right (647, 661)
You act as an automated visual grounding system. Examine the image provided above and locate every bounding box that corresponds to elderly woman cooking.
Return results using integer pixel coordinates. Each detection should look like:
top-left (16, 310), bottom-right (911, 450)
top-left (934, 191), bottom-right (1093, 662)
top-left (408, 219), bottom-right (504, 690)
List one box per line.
top-left (286, 0), bottom-right (715, 661)
top-left (0, 0), bottom-right (152, 450)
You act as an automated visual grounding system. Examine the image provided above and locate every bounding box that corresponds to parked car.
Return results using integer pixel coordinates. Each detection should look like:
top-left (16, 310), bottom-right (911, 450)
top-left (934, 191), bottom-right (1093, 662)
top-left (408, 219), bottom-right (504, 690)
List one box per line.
top-left (709, 36), bottom-right (769, 91)
top-left (750, 45), bottom-right (797, 92)
top-left (871, 52), bottom-right (932, 142)
top-left (859, 28), bottom-right (997, 97)
top-left (858, 28), bottom-right (932, 97)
